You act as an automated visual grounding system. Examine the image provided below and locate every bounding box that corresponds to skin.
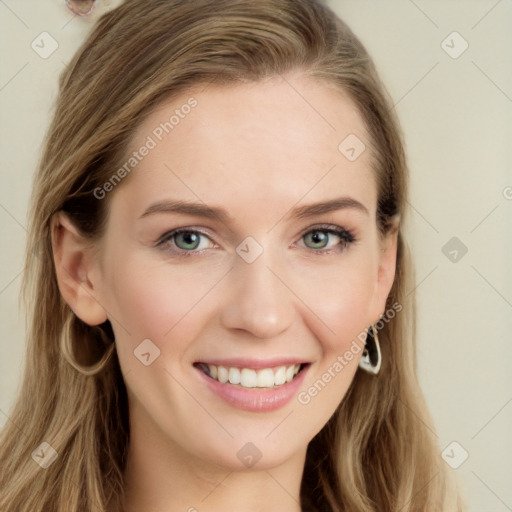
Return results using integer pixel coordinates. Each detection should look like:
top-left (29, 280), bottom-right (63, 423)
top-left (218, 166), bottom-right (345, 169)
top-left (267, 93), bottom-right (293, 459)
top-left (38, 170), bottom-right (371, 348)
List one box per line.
top-left (52, 72), bottom-right (397, 511)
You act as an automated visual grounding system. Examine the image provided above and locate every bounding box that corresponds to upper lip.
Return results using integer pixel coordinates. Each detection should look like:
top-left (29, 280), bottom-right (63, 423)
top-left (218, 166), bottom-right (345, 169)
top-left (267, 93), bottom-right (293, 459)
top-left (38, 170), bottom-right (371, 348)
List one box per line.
top-left (194, 357), bottom-right (311, 369)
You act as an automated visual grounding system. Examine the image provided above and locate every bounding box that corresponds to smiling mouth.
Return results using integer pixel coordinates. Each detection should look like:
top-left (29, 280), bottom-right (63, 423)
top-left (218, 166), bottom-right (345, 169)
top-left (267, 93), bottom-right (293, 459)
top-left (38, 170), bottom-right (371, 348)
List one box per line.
top-left (194, 362), bottom-right (309, 389)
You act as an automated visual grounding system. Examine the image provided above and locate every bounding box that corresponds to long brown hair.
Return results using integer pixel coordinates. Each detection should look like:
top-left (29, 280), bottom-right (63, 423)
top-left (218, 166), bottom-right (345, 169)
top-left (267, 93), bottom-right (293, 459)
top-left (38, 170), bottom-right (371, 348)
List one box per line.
top-left (0, 1), bottom-right (463, 510)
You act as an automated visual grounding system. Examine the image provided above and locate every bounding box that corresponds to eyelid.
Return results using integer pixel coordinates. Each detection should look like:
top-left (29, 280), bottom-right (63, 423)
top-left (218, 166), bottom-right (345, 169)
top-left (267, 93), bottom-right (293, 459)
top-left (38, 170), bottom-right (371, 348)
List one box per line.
top-left (157, 226), bottom-right (214, 242)
top-left (299, 222), bottom-right (354, 237)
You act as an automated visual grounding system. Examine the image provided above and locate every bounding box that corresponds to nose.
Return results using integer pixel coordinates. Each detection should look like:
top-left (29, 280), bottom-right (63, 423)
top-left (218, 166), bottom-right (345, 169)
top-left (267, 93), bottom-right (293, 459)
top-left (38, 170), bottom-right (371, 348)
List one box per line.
top-left (219, 249), bottom-right (295, 339)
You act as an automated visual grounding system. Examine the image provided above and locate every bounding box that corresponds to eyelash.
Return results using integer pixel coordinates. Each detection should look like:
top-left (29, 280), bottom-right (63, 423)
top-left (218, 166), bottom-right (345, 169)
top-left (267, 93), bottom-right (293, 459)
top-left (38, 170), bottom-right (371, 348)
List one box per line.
top-left (156, 224), bottom-right (356, 258)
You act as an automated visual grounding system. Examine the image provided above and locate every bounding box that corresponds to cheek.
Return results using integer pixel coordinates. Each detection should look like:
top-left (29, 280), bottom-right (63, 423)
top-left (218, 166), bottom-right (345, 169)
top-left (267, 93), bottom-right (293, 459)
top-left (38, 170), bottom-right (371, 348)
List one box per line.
top-left (292, 251), bottom-right (378, 353)
top-left (101, 253), bottom-right (226, 354)
top-left (291, 256), bottom-right (376, 428)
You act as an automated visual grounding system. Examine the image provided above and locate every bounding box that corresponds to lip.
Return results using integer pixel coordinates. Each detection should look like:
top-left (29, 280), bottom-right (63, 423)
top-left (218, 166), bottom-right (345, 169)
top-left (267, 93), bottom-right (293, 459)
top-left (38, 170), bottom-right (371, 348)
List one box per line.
top-left (195, 357), bottom-right (309, 369)
top-left (194, 362), bottom-right (311, 412)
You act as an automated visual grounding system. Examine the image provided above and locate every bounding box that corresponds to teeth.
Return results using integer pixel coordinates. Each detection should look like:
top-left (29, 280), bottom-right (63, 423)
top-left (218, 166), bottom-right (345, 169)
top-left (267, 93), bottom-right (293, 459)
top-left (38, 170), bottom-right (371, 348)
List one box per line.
top-left (240, 368), bottom-right (257, 387)
top-left (257, 368), bottom-right (274, 388)
top-left (228, 367), bottom-right (241, 385)
top-left (217, 366), bottom-right (228, 383)
top-left (274, 366), bottom-right (286, 386)
top-left (208, 364), bottom-right (218, 379)
top-left (200, 363), bottom-right (302, 389)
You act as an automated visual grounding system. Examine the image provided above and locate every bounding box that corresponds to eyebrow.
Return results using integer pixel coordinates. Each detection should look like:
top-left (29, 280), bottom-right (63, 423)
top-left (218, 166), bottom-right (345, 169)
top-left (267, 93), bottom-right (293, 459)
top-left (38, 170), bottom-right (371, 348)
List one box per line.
top-left (138, 196), bottom-right (369, 222)
top-left (293, 197), bottom-right (368, 218)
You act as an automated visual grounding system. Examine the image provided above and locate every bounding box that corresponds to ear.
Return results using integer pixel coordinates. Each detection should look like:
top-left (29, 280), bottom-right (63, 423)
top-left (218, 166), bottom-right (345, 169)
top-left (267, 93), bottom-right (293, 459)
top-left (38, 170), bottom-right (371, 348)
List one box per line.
top-left (369, 217), bottom-right (399, 323)
top-left (50, 212), bottom-right (107, 326)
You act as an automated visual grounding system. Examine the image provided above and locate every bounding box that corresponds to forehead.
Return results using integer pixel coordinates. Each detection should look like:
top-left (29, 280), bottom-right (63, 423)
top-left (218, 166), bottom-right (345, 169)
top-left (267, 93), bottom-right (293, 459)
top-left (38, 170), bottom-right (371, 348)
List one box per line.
top-left (110, 73), bottom-right (376, 222)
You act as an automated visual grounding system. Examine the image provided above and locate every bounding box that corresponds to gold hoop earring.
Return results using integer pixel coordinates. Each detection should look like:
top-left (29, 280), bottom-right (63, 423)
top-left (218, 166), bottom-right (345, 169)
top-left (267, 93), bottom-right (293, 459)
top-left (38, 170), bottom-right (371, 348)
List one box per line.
top-left (358, 324), bottom-right (381, 375)
top-left (60, 313), bottom-right (115, 376)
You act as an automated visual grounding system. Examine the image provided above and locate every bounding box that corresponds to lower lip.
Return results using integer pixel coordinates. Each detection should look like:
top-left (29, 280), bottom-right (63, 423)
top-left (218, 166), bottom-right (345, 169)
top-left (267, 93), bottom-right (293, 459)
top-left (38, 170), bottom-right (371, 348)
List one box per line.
top-left (195, 365), bottom-right (309, 412)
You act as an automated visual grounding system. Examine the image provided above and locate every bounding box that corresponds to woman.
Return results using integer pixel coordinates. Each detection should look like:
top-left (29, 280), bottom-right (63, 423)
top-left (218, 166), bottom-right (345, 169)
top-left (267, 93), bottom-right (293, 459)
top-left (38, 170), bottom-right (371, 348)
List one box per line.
top-left (0, 0), bottom-right (463, 510)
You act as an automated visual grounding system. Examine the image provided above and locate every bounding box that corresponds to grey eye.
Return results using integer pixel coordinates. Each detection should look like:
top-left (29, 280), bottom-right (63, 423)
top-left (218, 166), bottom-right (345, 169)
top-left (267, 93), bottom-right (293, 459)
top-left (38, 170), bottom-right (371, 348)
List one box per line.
top-left (303, 230), bottom-right (331, 249)
top-left (174, 231), bottom-right (203, 250)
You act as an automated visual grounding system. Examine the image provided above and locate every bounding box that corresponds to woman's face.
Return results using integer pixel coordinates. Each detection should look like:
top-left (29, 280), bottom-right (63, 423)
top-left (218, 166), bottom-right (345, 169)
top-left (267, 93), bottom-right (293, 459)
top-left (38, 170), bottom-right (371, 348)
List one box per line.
top-left (90, 73), bottom-right (397, 471)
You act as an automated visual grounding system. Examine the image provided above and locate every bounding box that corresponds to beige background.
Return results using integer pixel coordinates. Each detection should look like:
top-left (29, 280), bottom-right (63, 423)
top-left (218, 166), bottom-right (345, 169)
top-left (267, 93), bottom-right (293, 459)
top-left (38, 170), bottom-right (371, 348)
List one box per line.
top-left (1, 1), bottom-right (511, 510)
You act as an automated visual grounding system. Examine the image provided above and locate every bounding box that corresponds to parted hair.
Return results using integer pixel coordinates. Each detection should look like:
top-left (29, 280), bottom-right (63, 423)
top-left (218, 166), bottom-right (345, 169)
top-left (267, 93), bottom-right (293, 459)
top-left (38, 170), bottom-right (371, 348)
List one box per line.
top-left (0, 1), bottom-right (462, 510)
